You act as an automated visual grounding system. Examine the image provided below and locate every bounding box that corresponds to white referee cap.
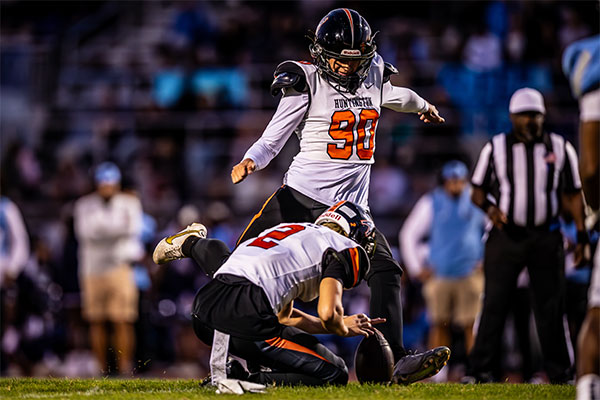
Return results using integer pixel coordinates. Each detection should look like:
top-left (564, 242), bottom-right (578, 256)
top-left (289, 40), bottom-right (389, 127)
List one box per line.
top-left (509, 88), bottom-right (546, 114)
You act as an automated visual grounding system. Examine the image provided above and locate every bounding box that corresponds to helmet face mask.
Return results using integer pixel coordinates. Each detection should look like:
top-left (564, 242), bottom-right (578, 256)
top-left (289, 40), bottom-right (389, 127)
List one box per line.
top-left (310, 8), bottom-right (377, 94)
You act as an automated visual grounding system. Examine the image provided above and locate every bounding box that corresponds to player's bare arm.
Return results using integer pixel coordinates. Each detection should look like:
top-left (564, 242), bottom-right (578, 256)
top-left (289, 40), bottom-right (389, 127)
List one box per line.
top-left (231, 158), bottom-right (256, 184)
top-left (277, 301), bottom-right (331, 334)
top-left (318, 277), bottom-right (381, 337)
top-left (317, 277), bottom-right (348, 336)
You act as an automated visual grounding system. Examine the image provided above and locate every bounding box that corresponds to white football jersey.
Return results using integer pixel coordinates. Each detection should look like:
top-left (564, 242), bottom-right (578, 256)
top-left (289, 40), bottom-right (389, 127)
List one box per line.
top-left (291, 55), bottom-right (386, 165)
top-left (244, 53), bottom-right (428, 208)
top-left (214, 222), bottom-right (366, 314)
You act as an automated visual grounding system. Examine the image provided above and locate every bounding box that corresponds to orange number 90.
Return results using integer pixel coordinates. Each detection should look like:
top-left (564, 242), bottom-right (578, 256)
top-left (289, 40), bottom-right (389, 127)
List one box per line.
top-left (327, 109), bottom-right (379, 161)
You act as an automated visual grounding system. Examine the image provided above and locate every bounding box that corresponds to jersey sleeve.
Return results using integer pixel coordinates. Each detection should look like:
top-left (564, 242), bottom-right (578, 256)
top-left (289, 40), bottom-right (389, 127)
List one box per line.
top-left (399, 194), bottom-right (433, 276)
top-left (242, 90), bottom-right (309, 170)
top-left (471, 142), bottom-right (494, 190)
top-left (381, 81), bottom-right (429, 113)
top-left (560, 140), bottom-right (583, 193)
top-left (322, 247), bottom-right (369, 289)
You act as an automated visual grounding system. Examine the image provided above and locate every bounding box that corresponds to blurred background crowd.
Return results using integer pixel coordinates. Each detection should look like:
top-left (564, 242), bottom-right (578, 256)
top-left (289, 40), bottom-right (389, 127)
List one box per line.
top-left (0, 0), bottom-right (598, 382)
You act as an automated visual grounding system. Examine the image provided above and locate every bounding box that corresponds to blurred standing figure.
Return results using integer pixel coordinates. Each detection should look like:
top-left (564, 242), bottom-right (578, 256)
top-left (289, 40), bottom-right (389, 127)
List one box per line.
top-left (400, 160), bottom-right (486, 381)
top-left (74, 162), bottom-right (143, 375)
top-left (0, 196), bottom-right (30, 373)
top-left (563, 34), bottom-right (600, 400)
top-left (0, 197), bottom-right (29, 286)
top-left (466, 88), bottom-right (587, 383)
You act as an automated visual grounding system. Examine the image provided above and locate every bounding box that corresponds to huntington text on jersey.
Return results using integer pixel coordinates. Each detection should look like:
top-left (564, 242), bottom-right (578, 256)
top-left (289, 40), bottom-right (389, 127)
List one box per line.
top-left (334, 97), bottom-right (374, 109)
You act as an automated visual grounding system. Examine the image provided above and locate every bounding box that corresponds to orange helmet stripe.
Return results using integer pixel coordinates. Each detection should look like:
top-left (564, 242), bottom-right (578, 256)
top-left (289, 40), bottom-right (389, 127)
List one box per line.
top-left (343, 8), bottom-right (354, 48)
top-left (328, 200), bottom-right (346, 212)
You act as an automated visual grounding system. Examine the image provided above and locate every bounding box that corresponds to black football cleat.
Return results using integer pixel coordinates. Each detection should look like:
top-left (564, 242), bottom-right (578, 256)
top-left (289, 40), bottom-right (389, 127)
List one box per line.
top-left (392, 346), bottom-right (451, 385)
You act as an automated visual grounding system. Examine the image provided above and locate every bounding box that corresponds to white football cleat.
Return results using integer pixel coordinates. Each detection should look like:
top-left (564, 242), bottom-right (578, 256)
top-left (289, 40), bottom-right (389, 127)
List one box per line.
top-left (152, 223), bottom-right (207, 264)
top-left (215, 379), bottom-right (266, 395)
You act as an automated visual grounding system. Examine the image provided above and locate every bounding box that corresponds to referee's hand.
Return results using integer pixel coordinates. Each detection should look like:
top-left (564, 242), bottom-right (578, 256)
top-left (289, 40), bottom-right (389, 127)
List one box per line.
top-left (487, 205), bottom-right (508, 229)
top-left (573, 243), bottom-right (587, 268)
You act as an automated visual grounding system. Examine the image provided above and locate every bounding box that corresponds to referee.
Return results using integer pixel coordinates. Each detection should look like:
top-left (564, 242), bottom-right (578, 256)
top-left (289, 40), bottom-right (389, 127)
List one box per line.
top-left (466, 88), bottom-right (587, 383)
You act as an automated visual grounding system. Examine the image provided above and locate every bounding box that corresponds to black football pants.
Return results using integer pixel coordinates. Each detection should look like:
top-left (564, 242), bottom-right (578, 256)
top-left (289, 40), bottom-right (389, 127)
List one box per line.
top-left (234, 185), bottom-right (406, 361)
top-left (192, 316), bottom-right (348, 385)
top-left (469, 226), bottom-right (571, 383)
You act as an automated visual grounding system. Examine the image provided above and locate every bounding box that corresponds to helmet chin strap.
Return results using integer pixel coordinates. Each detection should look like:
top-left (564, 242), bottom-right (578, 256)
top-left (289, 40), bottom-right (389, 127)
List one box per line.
top-left (310, 41), bottom-right (373, 95)
top-left (318, 56), bottom-right (364, 96)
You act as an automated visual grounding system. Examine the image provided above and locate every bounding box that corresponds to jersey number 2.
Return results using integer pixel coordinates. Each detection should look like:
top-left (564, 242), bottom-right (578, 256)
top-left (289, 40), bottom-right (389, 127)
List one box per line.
top-left (327, 109), bottom-right (379, 160)
top-left (248, 224), bottom-right (306, 249)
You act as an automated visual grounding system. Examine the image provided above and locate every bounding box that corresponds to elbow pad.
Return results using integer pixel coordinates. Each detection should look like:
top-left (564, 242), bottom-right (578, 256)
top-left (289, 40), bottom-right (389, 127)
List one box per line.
top-left (383, 62), bottom-right (398, 83)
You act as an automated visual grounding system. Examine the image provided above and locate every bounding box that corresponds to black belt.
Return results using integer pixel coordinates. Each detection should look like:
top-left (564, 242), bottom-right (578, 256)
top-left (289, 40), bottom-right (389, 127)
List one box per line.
top-left (504, 219), bottom-right (560, 236)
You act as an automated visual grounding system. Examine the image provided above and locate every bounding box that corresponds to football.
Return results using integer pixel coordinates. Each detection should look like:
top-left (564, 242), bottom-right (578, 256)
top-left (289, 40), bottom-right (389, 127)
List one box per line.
top-left (354, 329), bottom-right (395, 384)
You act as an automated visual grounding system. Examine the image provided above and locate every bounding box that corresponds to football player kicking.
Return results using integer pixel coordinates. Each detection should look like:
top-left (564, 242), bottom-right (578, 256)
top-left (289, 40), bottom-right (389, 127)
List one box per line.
top-left (230, 8), bottom-right (449, 383)
top-left (154, 201), bottom-right (387, 386)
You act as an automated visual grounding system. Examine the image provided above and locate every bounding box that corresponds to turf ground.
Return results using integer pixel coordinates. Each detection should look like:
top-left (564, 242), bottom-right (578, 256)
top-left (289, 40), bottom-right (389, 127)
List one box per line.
top-left (0, 378), bottom-right (575, 399)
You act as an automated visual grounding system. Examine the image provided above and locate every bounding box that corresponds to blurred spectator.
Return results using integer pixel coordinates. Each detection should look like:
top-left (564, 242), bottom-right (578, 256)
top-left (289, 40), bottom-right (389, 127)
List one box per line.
top-left (559, 7), bottom-right (591, 51)
top-left (467, 88), bottom-right (586, 383)
top-left (170, 1), bottom-right (216, 49)
top-left (152, 43), bottom-right (188, 109)
top-left (0, 141), bottom-right (42, 202)
top-left (0, 197), bottom-right (30, 286)
top-left (400, 160), bottom-right (486, 382)
top-left (73, 162), bottom-right (143, 375)
top-left (463, 24), bottom-right (502, 72)
top-left (369, 159), bottom-right (409, 216)
top-left (202, 201), bottom-right (238, 250)
top-left (0, 196), bottom-right (30, 374)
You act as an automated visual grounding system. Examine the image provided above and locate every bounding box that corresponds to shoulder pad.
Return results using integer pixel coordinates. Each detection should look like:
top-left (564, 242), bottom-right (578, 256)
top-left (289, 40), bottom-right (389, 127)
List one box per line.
top-left (332, 247), bottom-right (370, 289)
top-left (270, 61), bottom-right (308, 96)
top-left (383, 62), bottom-right (399, 83)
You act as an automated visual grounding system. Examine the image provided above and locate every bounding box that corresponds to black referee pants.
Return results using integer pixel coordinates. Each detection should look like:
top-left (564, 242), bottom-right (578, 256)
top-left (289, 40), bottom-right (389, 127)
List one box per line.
top-left (235, 185), bottom-right (406, 361)
top-left (469, 226), bottom-right (571, 383)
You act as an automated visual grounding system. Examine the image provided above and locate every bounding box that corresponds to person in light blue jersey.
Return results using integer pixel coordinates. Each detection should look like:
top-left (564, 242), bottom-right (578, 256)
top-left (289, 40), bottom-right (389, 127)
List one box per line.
top-left (562, 35), bottom-right (599, 216)
top-left (563, 35), bottom-right (600, 400)
top-left (400, 160), bottom-right (486, 381)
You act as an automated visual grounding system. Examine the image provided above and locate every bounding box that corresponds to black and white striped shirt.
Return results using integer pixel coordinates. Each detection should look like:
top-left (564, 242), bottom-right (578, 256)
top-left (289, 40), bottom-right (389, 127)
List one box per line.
top-left (472, 132), bottom-right (582, 228)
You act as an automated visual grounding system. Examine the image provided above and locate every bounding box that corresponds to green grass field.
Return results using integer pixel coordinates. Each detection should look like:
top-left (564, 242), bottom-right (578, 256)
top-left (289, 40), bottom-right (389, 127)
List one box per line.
top-left (0, 378), bottom-right (575, 399)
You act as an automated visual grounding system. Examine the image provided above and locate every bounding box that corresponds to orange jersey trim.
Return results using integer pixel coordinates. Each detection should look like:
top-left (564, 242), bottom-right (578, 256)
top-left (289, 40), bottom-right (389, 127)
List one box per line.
top-left (348, 247), bottom-right (360, 287)
top-left (236, 186), bottom-right (282, 247)
top-left (265, 337), bottom-right (329, 362)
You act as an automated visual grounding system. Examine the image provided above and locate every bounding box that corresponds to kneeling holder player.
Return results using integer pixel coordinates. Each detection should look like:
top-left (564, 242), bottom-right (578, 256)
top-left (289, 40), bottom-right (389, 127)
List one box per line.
top-left (153, 201), bottom-right (449, 385)
top-left (154, 201), bottom-right (383, 386)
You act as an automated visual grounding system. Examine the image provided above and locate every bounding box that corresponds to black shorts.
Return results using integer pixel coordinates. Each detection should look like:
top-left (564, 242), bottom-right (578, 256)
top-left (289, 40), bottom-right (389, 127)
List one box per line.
top-left (192, 273), bottom-right (283, 341)
top-left (237, 185), bottom-right (403, 277)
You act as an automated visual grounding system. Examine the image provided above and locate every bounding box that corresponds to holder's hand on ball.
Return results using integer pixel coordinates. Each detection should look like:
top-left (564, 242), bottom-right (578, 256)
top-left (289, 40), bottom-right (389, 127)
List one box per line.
top-left (344, 314), bottom-right (386, 337)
